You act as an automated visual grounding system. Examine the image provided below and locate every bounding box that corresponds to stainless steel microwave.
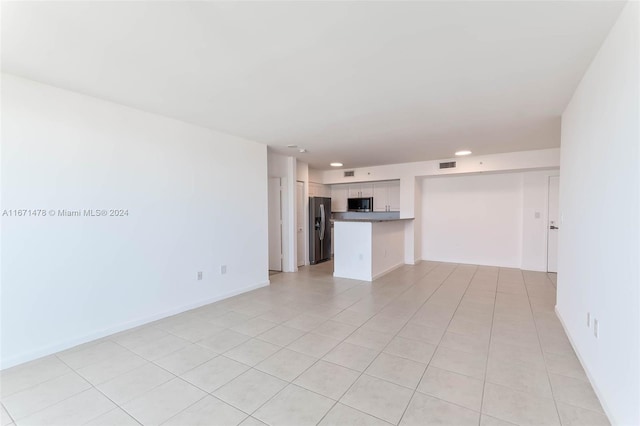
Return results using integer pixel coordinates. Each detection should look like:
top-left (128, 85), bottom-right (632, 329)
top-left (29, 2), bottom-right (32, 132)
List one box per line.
top-left (348, 197), bottom-right (373, 212)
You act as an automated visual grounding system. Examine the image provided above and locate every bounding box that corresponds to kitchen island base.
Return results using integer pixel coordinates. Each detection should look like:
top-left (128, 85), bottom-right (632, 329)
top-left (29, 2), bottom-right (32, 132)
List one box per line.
top-left (333, 219), bottom-right (412, 281)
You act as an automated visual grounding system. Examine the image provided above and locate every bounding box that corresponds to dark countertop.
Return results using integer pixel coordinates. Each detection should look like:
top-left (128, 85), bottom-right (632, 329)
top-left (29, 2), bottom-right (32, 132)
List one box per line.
top-left (332, 218), bottom-right (414, 223)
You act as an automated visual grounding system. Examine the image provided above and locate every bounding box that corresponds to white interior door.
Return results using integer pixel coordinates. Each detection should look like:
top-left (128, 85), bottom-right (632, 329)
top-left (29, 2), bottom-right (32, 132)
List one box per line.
top-left (547, 176), bottom-right (560, 273)
top-left (268, 177), bottom-right (282, 271)
top-left (296, 181), bottom-right (305, 267)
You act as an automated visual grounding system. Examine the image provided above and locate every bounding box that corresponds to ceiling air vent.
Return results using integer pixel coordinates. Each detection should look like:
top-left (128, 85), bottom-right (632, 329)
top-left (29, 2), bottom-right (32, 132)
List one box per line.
top-left (344, 170), bottom-right (355, 177)
top-left (439, 161), bottom-right (456, 169)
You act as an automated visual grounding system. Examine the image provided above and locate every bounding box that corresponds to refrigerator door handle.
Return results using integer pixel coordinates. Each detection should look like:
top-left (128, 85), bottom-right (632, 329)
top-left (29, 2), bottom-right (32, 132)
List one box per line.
top-left (319, 204), bottom-right (325, 241)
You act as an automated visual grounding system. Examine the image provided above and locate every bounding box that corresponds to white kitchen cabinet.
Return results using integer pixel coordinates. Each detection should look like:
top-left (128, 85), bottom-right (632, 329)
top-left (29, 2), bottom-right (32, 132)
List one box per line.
top-left (360, 184), bottom-right (374, 197)
top-left (333, 181), bottom-right (399, 212)
top-left (373, 183), bottom-right (389, 212)
top-left (331, 185), bottom-right (348, 212)
top-left (387, 181), bottom-right (400, 211)
top-left (309, 182), bottom-right (331, 198)
top-left (372, 180), bottom-right (401, 212)
top-left (348, 183), bottom-right (373, 198)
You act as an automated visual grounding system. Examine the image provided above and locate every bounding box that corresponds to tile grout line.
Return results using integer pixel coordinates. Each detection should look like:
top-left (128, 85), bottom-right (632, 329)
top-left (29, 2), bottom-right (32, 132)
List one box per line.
top-left (53, 353), bottom-right (145, 426)
top-left (68, 333), bottom-right (263, 424)
top-left (254, 263), bottom-right (439, 425)
top-left (321, 262), bottom-right (457, 425)
top-left (477, 267), bottom-right (501, 426)
top-left (1, 401), bottom-right (16, 426)
top-left (312, 262), bottom-right (446, 425)
top-left (396, 263), bottom-right (480, 426)
top-left (521, 270), bottom-right (564, 425)
top-left (176, 271), bottom-right (404, 422)
top-left (3, 355), bottom-right (128, 425)
top-left (135, 273), bottom-right (380, 424)
top-left (257, 262), bottom-right (438, 425)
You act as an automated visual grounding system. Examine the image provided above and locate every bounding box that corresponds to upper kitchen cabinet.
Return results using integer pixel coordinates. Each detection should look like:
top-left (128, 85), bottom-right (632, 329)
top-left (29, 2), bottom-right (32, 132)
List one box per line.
top-left (348, 183), bottom-right (373, 198)
top-left (309, 182), bottom-right (331, 198)
top-left (331, 185), bottom-right (348, 212)
top-left (332, 180), bottom-right (400, 212)
top-left (373, 181), bottom-right (400, 212)
top-left (373, 183), bottom-right (389, 212)
top-left (387, 181), bottom-right (400, 211)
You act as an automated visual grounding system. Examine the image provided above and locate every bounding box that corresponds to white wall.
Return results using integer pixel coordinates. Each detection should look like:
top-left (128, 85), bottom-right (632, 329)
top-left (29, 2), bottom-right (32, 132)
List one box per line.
top-left (0, 75), bottom-right (269, 369)
top-left (422, 173), bottom-right (524, 268)
top-left (333, 221), bottom-right (372, 281)
top-left (372, 221), bottom-right (405, 279)
top-left (308, 168), bottom-right (323, 183)
top-left (421, 170), bottom-right (558, 270)
top-left (557, 3), bottom-right (639, 425)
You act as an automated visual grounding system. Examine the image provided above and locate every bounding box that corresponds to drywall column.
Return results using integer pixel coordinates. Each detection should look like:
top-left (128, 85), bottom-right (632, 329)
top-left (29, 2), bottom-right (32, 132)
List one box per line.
top-left (400, 175), bottom-right (420, 264)
top-left (413, 177), bottom-right (423, 263)
top-left (557, 2), bottom-right (639, 424)
top-left (297, 160), bottom-right (310, 266)
top-left (284, 157), bottom-right (297, 272)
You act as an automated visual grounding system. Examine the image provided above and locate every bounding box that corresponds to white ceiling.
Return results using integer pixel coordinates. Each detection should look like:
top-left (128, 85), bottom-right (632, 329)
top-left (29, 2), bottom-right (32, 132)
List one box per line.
top-left (2, 1), bottom-right (624, 169)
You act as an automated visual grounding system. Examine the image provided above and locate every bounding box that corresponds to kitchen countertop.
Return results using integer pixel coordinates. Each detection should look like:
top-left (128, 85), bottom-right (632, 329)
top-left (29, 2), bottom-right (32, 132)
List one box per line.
top-left (332, 218), bottom-right (414, 223)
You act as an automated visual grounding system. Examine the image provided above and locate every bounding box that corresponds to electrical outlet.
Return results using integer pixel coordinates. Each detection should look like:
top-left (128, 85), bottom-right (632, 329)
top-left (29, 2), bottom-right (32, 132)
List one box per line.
top-left (197, 271), bottom-right (203, 280)
top-left (358, 253), bottom-right (363, 261)
top-left (220, 265), bottom-right (227, 275)
top-left (593, 318), bottom-right (599, 338)
top-left (587, 312), bottom-right (591, 327)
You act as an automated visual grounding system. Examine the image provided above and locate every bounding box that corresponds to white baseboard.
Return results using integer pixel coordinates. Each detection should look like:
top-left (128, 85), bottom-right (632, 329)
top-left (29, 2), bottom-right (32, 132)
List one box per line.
top-left (422, 256), bottom-right (520, 269)
top-left (332, 271), bottom-right (370, 281)
top-left (554, 306), bottom-right (615, 425)
top-left (372, 262), bottom-right (405, 281)
top-left (1, 280), bottom-right (270, 370)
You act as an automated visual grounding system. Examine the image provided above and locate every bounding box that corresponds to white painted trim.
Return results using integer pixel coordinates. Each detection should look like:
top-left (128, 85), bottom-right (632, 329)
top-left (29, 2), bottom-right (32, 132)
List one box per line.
top-left (371, 262), bottom-right (405, 281)
top-left (422, 256), bottom-right (519, 269)
top-left (554, 306), bottom-right (615, 425)
top-left (1, 280), bottom-right (270, 370)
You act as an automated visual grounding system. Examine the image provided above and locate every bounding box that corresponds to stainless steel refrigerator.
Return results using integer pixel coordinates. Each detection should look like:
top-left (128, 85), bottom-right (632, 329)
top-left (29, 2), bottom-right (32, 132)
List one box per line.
top-left (309, 197), bottom-right (331, 264)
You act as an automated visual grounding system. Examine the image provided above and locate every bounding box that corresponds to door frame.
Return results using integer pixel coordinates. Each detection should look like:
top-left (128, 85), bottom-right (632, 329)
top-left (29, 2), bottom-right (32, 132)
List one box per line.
top-left (296, 180), bottom-right (306, 267)
top-left (268, 177), bottom-right (283, 272)
top-left (546, 175), bottom-right (560, 273)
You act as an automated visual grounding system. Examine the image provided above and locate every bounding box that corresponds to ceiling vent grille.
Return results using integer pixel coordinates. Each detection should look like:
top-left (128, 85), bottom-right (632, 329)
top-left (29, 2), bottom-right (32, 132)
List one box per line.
top-left (439, 161), bottom-right (456, 169)
top-left (344, 170), bottom-right (355, 177)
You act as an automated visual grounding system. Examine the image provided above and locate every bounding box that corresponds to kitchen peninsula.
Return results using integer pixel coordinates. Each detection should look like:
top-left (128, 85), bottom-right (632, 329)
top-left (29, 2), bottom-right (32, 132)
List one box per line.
top-left (333, 217), bottom-right (414, 281)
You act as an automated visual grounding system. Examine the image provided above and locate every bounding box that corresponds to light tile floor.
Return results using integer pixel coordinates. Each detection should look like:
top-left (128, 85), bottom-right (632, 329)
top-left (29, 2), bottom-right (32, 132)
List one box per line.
top-left (1, 261), bottom-right (609, 426)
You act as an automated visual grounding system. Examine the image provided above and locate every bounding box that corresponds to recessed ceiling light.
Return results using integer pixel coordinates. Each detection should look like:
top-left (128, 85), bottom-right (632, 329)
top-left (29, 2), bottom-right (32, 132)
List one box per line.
top-left (455, 150), bottom-right (472, 156)
top-left (330, 162), bottom-right (343, 167)
top-left (287, 144), bottom-right (298, 148)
